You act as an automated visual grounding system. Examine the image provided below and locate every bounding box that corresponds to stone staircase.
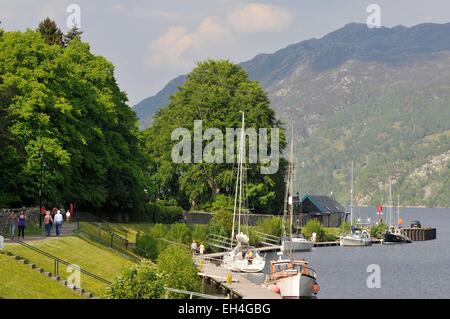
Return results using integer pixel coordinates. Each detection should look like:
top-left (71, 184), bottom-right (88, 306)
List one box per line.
top-left (0, 250), bottom-right (96, 299)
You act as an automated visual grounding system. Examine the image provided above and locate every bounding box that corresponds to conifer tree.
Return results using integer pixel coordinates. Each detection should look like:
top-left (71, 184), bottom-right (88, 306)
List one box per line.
top-left (37, 17), bottom-right (64, 46)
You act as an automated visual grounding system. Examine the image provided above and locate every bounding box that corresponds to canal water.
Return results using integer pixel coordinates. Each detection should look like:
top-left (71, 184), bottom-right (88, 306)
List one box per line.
top-left (244, 207), bottom-right (450, 299)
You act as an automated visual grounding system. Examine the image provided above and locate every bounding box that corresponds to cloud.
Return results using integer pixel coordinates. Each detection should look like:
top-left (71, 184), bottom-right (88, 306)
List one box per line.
top-left (147, 17), bottom-right (232, 68)
top-left (146, 3), bottom-right (294, 69)
top-left (226, 3), bottom-right (293, 33)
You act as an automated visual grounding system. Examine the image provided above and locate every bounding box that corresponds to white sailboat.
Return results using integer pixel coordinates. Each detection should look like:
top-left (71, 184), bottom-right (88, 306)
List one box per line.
top-left (340, 161), bottom-right (372, 246)
top-left (222, 112), bottom-right (265, 273)
top-left (281, 126), bottom-right (313, 253)
top-left (264, 127), bottom-right (319, 298)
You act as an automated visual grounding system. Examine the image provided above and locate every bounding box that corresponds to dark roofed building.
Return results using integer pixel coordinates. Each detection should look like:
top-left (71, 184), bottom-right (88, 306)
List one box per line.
top-left (295, 195), bottom-right (346, 227)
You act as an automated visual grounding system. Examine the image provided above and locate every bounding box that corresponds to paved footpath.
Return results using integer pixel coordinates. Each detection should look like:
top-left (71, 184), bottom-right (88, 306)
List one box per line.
top-left (4, 222), bottom-right (78, 243)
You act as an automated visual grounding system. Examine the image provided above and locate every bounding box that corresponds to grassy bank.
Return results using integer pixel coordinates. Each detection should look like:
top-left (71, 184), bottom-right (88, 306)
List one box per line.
top-left (4, 237), bottom-right (133, 296)
top-left (0, 253), bottom-right (81, 299)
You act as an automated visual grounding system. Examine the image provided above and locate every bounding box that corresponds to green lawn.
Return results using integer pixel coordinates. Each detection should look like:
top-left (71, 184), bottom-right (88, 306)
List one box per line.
top-left (4, 236), bottom-right (134, 296)
top-left (78, 222), bottom-right (158, 244)
top-left (0, 253), bottom-right (81, 299)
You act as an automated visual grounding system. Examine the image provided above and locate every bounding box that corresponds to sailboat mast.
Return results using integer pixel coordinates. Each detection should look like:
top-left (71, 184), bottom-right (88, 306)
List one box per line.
top-left (389, 180), bottom-right (392, 227)
top-left (288, 125), bottom-right (295, 258)
top-left (230, 112), bottom-right (245, 249)
top-left (397, 194), bottom-right (400, 227)
top-left (237, 112), bottom-right (245, 235)
top-left (350, 161), bottom-right (354, 228)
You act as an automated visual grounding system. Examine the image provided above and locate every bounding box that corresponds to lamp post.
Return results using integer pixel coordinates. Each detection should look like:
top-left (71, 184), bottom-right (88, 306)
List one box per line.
top-left (39, 145), bottom-right (44, 228)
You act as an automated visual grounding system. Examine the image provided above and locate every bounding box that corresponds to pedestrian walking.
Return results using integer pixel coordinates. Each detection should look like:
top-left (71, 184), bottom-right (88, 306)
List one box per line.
top-left (199, 242), bottom-right (205, 255)
top-left (44, 211), bottom-right (53, 237)
top-left (8, 210), bottom-right (17, 239)
top-left (191, 240), bottom-right (198, 256)
top-left (17, 211), bottom-right (26, 239)
top-left (54, 210), bottom-right (63, 237)
top-left (65, 209), bottom-right (71, 223)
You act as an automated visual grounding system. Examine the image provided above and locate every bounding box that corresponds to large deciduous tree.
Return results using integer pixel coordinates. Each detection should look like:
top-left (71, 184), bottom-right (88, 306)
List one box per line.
top-left (143, 60), bottom-right (286, 213)
top-left (0, 27), bottom-right (148, 212)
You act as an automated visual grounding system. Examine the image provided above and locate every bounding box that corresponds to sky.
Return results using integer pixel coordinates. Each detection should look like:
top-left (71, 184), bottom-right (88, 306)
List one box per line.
top-left (1, 0), bottom-right (450, 105)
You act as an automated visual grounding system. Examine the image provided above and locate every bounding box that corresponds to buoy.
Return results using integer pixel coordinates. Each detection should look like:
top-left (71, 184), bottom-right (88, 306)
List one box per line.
top-left (312, 283), bottom-right (320, 294)
top-left (271, 285), bottom-right (281, 294)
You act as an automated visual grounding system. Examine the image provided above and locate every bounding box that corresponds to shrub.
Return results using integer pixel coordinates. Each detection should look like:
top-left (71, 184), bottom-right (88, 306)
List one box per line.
top-left (167, 223), bottom-right (192, 245)
top-left (104, 260), bottom-right (165, 299)
top-left (255, 216), bottom-right (283, 237)
top-left (157, 245), bottom-right (201, 298)
top-left (370, 222), bottom-right (388, 238)
top-left (207, 209), bottom-right (233, 239)
top-left (302, 219), bottom-right (326, 242)
top-left (191, 224), bottom-right (208, 248)
top-left (135, 233), bottom-right (159, 260)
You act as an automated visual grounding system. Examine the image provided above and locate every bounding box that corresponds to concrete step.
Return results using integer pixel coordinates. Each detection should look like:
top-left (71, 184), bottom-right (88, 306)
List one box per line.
top-left (43, 272), bottom-right (52, 277)
top-left (83, 292), bottom-right (94, 298)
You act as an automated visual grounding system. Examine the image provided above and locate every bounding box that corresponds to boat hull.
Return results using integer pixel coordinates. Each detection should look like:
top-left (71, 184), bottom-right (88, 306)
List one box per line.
top-left (340, 235), bottom-right (372, 246)
top-left (281, 239), bottom-right (313, 252)
top-left (275, 274), bottom-right (317, 299)
top-left (383, 232), bottom-right (412, 244)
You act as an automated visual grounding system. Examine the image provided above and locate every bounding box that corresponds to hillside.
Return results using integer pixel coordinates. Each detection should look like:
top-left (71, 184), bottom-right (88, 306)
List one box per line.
top-left (134, 22), bottom-right (450, 207)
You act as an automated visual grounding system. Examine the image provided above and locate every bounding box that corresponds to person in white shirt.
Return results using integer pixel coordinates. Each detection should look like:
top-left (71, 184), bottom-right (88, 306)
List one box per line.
top-left (54, 210), bottom-right (64, 237)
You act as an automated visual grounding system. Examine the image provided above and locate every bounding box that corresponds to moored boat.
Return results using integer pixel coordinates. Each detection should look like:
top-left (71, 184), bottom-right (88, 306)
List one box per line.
top-left (264, 257), bottom-right (320, 299)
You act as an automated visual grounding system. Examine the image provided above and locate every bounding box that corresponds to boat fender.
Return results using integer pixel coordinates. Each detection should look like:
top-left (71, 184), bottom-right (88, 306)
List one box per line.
top-left (312, 283), bottom-right (320, 294)
top-left (271, 285), bottom-right (281, 294)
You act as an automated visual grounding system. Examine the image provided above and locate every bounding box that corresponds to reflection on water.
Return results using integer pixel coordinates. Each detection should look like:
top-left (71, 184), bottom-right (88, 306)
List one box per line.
top-left (244, 207), bottom-right (450, 299)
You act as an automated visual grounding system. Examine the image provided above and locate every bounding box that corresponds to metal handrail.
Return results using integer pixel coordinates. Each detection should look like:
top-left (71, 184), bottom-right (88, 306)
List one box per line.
top-left (1, 231), bottom-right (112, 285)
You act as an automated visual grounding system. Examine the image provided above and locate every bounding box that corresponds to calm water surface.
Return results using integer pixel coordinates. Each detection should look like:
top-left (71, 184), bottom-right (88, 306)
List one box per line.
top-left (244, 208), bottom-right (450, 299)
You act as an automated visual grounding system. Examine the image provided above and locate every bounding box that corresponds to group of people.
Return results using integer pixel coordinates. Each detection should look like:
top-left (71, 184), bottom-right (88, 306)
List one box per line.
top-left (5, 206), bottom-right (72, 239)
top-left (191, 240), bottom-right (205, 256)
top-left (43, 207), bottom-right (71, 237)
top-left (6, 210), bottom-right (27, 239)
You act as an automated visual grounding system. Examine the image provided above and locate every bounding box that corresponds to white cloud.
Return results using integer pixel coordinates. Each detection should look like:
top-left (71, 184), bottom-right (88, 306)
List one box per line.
top-left (227, 3), bottom-right (293, 33)
top-left (145, 3), bottom-right (294, 69)
top-left (147, 16), bottom-right (232, 69)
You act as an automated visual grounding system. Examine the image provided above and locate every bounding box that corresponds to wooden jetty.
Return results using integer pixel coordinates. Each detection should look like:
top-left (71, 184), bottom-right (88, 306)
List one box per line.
top-left (195, 257), bottom-right (281, 299)
top-left (402, 227), bottom-right (436, 241)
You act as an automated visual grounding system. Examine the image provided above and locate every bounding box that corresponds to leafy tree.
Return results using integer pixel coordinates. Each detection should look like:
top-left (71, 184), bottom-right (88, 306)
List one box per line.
top-left (157, 245), bottom-right (201, 298)
top-left (143, 60), bottom-right (286, 213)
top-left (0, 28), bottom-right (148, 212)
top-left (37, 18), bottom-right (64, 46)
top-left (104, 260), bottom-right (165, 299)
top-left (64, 25), bottom-right (83, 44)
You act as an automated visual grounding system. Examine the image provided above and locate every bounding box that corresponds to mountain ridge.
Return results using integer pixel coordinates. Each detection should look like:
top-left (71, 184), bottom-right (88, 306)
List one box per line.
top-left (134, 22), bottom-right (450, 207)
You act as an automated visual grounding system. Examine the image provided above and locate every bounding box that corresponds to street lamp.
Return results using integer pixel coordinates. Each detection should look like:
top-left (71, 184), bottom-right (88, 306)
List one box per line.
top-left (39, 145), bottom-right (44, 228)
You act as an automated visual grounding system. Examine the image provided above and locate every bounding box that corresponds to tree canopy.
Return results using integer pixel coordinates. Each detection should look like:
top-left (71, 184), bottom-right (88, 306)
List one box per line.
top-left (0, 26), bottom-right (148, 211)
top-left (143, 60), bottom-right (286, 213)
